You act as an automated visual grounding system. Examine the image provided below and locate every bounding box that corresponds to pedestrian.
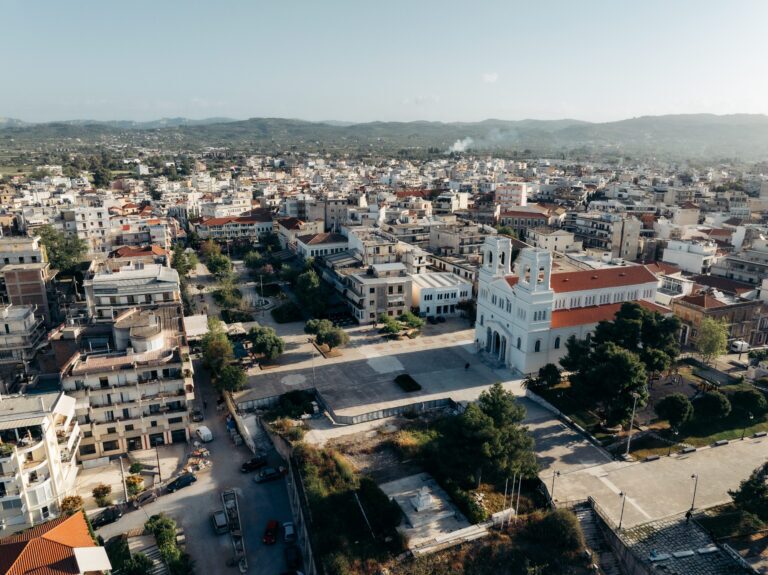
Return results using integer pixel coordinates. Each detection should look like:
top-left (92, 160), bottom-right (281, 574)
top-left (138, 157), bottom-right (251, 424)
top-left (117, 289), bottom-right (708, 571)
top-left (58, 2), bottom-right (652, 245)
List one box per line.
top-left (203, 400), bottom-right (208, 410)
top-left (465, 362), bottom-right (470, 370)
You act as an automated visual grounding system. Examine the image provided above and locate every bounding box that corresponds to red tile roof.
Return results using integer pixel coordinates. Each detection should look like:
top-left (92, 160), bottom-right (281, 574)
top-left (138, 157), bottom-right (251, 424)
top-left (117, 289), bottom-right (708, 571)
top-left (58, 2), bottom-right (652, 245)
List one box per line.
top-left (0, 513), bottom-right (99, 575)
top-left (644, 261), bottom-right (681, 276)
top-left (200, 215), bottom-right (271, 227)
top-left (678, 294), bottom-right (727, 309)
top-left (109, 245), bottom-right (168, 258)
top-left (504, 265), bottom-right (657, 293)
top-left (296, 232), bottom-right (347, 245)
top-left (276, 217), bottom-right (306, 230)
top-left (551, 300), bottom-right (670, 329)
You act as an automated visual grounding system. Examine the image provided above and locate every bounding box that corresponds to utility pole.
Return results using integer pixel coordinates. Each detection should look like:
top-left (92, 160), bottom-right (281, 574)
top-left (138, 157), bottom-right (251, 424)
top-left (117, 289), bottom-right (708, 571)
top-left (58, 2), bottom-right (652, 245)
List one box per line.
top-left (625, 392), bottom-right (640, 457)
top-left (119, 457), bottom-right (128, 503)
top-left (155, 444), bottom-right (162, 483)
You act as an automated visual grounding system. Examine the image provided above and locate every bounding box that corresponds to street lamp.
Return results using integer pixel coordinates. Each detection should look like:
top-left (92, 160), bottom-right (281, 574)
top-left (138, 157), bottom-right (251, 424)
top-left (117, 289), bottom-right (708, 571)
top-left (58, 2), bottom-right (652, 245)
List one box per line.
top-left (307, 338), bottom-right (316, 387)
top-left (741, 412), bottom-right (754, 440)
top-left (618, 492), bottom-right (627, 530)
top-left (550, 470), bottom-right (561, 504)
top-left (625, 392), bottom-right (640, 457)
top-left (690, 474), bottom-right (699, 512)
top-left (667, 428), bottom-right (679, 456)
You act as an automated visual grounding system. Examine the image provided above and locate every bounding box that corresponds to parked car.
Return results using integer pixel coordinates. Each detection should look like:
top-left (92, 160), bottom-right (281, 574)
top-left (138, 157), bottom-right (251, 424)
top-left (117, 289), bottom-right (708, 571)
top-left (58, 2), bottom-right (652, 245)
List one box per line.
top-left (211, 510), bottom-right (229, 534)
top-left (427, 316), bottom-right (438, 325)
top-left (731, 340), bottom-right (750, 353)
top-left (436, 315), bottom-right (446, 323)
top-left (284, 545), bottom-right (302, 569)
top-left (195, 426), bottom-right (213, 442)
top-left (167, 473), bottom-right (197, 493)
top-left (263, 519), bottom-right (279, 545)
top-left (132, 490), bottom-right (157, 508)
top-left (91, 506), bottom-right (122, 529)
top-left (283, 521), bottom-right (296, 543)
top-left (241, 455), bottom-right (268, 473)
top-left (191, 409), bottom-right (204, 422)
top-left (254, 467), bottom-right (283, 483)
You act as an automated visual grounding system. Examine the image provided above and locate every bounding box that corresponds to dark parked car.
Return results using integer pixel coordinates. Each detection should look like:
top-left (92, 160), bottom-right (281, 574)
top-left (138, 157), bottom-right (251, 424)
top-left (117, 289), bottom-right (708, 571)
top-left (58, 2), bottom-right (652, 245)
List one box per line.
top-left (253, 467), bottom-right (283, 483)
top-left (284, 545), bottom-right (302, 569)
top-left (262, 519), bottom-right (279, 545)
top-left (91, 506), bottom-right (122, 529)
top-left (191, 409), bottom-right (204, 422)
top-left (241, 455), bottom-right (268, 473)
top-left (427, 316), bottom-right (438, 325)
top-left (166, 473), bottom-right (197, 493)
top-left (436, 315), bottom-right (446, 323)
top-left (132, 489), bottom-right (157, 508)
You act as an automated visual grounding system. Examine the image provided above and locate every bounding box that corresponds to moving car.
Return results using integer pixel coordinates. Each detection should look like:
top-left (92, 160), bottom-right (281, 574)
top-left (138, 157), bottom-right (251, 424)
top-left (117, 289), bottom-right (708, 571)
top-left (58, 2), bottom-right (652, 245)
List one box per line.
top-left (132, 489), bottom-right (157, 508)
top-left (241, 455), bottom-right (268, 473)
top-left (166, 472), bottom-right (197, 493)
top-left (211, 510), bottom-right (229, 534)
top-left (283, 521), bottom-right (296, 543)
top-left (91, 506), bottom-right (122, 529)
top-left (262, 519), bottom-right (279, 544)
top-left (253, 467), bottom-right (283, 483)
top-left (195, 426), bottom-right (213, 442)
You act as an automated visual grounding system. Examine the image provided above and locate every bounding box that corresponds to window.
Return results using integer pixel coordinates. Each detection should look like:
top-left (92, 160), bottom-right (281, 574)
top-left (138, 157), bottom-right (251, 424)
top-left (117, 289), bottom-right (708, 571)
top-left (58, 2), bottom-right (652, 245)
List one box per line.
top-left (79, 444), bottom-right (96, 456)
top-left (534, 340), bottom-right (541, 352)
top-left (107, 427), bottom-right (116, 434)
top-left (169, 417), bottom-right (183, 424)
top-left (369, 287), bottom-right (375, 294)
top-left (517, 337), bottom-right (521, 349)
top-left (125, 424), bottom-right (134, 431)
top-left (102, 440), bottom-right (119, 452)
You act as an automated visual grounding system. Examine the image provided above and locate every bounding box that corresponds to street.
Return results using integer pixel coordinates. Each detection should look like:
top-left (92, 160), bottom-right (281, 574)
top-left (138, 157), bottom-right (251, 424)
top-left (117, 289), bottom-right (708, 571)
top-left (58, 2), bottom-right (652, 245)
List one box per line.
top-left (98, 359), bottom-right (294, 575)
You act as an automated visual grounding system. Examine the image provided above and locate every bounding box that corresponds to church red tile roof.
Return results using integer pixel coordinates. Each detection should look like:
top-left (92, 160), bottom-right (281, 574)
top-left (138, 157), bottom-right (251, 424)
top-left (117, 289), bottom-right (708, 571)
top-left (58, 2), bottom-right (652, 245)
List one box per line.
top-left (0, 513), bottom-right (100, 575)
top-left (504, 265), bottom-right (657, 293)
top-left (551, 300), bottom-right (670, 328)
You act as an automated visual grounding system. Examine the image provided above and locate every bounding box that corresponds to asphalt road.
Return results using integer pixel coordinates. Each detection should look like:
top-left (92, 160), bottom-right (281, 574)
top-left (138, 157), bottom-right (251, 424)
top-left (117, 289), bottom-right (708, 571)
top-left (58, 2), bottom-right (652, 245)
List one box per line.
top-left (98, 360), bottom-right (294, 575)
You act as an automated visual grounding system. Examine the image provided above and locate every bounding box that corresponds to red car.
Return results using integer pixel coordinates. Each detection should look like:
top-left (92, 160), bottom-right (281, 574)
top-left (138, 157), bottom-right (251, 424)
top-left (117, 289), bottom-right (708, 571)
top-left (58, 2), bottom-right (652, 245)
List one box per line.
top-left (263, 519), bottom-right (279, 545)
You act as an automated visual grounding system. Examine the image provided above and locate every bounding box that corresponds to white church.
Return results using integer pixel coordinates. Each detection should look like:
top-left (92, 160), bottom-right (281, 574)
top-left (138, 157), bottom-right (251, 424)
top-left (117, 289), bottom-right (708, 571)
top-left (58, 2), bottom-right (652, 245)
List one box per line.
top-left (475, 236), bottom-right (666, 375)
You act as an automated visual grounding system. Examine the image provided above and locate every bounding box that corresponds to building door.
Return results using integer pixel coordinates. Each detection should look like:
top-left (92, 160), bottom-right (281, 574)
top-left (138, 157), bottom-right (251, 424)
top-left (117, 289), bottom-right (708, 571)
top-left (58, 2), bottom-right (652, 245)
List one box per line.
top-left (170, 429), bottom-right (187, 444)
top-left (149, 433), bottom-right (165, 447)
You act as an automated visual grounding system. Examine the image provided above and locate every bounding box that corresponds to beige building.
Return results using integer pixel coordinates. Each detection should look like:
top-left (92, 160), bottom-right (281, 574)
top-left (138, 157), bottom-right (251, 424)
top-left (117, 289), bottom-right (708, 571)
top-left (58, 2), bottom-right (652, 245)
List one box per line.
top-left (527, 227), bottom-right (581, 253)
top-left (343, 263), bottom-right (413, 324)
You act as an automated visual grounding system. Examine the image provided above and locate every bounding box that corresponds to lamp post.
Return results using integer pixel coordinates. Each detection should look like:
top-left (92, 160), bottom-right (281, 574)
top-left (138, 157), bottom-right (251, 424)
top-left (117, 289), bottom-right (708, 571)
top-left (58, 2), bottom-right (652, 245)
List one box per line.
top-left (550, 470), bottom-right (560, 504)
top-left (690, 474), bottom-right (699, 512)
top-left (625, 392), bottom-right (640, 457)
top-left (618, 492), bottom-right (627, 530)
top-left (741, 412), bottom-right (754, 440)
top-left (667, 428), bottom-right (679, 456)
top-left (307, 338), bottom-right (316, 387)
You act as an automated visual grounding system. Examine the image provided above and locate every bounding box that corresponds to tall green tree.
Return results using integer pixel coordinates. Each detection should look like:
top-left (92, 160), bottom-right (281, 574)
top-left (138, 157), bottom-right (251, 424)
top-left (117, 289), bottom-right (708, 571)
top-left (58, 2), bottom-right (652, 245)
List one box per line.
top-left (37, 224), bottom-right (88, 274)
top-left (316, 326), bottom-right (350, 350)
top-left (729, 462), bottom-right (768, 521)
top-left (247, 326), bottom-right (285, 360)
top-left (217, 364), bottom-right (247, 392)
top-left (696, 317), bottom-right (728, 364)
top-left (202, 318), bottom-right (233, 373)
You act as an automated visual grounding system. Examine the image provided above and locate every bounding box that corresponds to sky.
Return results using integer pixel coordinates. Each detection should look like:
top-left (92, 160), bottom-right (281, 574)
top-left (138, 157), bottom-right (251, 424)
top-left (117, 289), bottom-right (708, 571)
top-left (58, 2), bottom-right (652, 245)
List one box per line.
top-left (3, 0), bottom-right (768, 124)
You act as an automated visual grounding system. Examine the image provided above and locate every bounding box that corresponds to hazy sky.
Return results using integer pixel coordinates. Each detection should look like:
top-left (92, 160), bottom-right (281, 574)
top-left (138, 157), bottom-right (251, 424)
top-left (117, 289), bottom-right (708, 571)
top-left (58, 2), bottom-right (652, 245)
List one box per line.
top-left (3, 0), bottom-right (768, 123)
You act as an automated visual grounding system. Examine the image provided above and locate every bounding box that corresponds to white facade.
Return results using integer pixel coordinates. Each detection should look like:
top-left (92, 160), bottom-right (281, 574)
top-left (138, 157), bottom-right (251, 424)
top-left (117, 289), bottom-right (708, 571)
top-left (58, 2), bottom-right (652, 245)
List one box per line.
top-left (411, 272), bottom-right (472, 317)
top-left (662, 240), bottom-right (718, 274)
top-left (0, 392), bottom-right (80, 531)
top-left (475, 237), bottom-right (659, 374)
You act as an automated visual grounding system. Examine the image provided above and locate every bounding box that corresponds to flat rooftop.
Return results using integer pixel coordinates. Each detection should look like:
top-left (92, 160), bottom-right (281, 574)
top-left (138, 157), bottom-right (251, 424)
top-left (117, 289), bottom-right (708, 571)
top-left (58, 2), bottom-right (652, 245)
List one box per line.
top-left (412, 272), bottom-right (471, 289)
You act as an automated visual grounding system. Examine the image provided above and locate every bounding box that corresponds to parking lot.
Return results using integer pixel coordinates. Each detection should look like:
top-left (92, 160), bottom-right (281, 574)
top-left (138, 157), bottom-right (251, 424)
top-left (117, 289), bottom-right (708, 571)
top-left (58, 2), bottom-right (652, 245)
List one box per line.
top-left (97, 362), bottom-right (295, 575)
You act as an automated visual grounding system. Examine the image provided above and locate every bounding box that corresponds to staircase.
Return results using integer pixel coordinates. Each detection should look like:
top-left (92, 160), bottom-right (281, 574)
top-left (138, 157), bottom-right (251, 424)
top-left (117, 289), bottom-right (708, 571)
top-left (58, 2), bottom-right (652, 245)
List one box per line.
top-left (574, 503), bottom-right (623, 575)
top-left (141, 544), bottom-right (170, 575)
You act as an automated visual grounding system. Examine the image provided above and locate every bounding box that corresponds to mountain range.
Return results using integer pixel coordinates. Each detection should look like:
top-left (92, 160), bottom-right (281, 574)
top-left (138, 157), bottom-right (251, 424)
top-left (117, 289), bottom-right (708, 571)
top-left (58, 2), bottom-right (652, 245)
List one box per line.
top-left (2, 114), bottom-right (768, 159)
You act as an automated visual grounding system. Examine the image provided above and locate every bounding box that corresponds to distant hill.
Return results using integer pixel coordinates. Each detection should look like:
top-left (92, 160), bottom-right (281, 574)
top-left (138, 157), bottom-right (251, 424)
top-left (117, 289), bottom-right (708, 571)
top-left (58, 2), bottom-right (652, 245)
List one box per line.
top-left (2, 114), bottom-right (767, 159)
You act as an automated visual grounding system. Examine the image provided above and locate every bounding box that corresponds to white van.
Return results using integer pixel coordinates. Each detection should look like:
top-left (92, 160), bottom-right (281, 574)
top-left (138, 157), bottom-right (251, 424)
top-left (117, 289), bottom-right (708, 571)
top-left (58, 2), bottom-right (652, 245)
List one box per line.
top-left (730, 340), bottom-right (749, 353)
top-left (196, 426), bottom-right (213, 443)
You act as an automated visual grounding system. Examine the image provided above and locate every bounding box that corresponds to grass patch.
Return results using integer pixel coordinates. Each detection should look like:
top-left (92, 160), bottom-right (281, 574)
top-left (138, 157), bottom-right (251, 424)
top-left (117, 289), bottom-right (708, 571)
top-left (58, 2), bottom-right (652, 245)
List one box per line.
top-left (536, 383), bottom-right (602, 432)
top-left (697, 504), bottom-right (766, 539)
top-left (394, 373), bottom-right (422, 392)
top-left (626, 434), bottom-right (674, 459)
top-left (220, 309), bottom-right (254, 323)
top-left (265, 390), bottom-right (316, 420)
top-left (255, 283), bottom-right (282, 297)
top-left (271, 301), bottom-right (303, 323)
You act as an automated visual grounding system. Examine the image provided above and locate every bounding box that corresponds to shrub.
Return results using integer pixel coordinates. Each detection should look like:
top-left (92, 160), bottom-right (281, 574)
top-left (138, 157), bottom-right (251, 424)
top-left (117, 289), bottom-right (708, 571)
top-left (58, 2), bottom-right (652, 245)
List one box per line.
top-left (655, 393), bottom-right (694, 428)
top-left (695, 390), bottom-right (732, 419)
top-left (730, 388), bottom-right (768, 415)
top-left (527, 509), bottom-right (585, 555)
top-left (271, 301), bottom-right (303, 323)
top-left (358, 477), bottom-right (402, 534)
top-left (316, 326), bottom-right (350, 350)
top-left (126, 475), bottom-right (144, 497)
top-left (122, 552), bottom-right (154, 575)
top-left (305, 318), bottom-right (333, 335)
top-left (129, 462), bottom-right (143, 474)
top-left (400, 311), bottom-right (424, 329)
top-left (60, 495), bottom-right (84, 515)
top-left (221, 309), bottom-right (254, 323)
top-left (444, 480), bottom-right (488, 524)
top-left (92, 483), bottom-right (112, 507)
top-left (395, 373), bottom-right (422, 392)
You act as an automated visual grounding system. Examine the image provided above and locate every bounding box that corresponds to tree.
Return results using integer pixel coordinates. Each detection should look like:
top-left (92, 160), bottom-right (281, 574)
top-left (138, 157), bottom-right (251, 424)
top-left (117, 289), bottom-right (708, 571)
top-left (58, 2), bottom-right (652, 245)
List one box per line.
top-left (655, 393), bottom-right (693, 428)
top-left (217, 364), bottom-right (247, 392)
top-left (200, 239), bottom-right (221, 259)
top-left (378, 313), bottom-right (401, 335)
top-left (171, 244), bottom-right (191, 278)
top-left (528, 509), bottom-right (585, 556)
top-left (730, 389), bottom-right (768, 415)
top-left (244, 250), bottom-right (262, 270)
top-left (558, 335), bottom-right (591, 374)
top-left (729, 462), bottom-right (768, 521)
top-left (37, 224), bottom-right (88, 274)
top-left (316, 326), bottom-right (350, 350)
top-left (92, 483), bottom-right (112, 507)
top-left (295, 269), bottom-right (324, 316)
top-left (696, 317), bottom-right (728, 364)
top-left (207, 253), bottom-right (233, 279)
top-left (247, 326), bottom-right (285, 360)
top-left (305, 318), bottom-right (333, 335)
top-left (123, 553), bottom-right (154, 575)
top-left (202, 318), bottom-right (233, 373)
top-left (695, 390), bottom-right (732, 419)
top-left (400, 311), bottom-right (425, 329)
top-left (92, 166), bottom-right (112, 188)
top-left (259, 231), bottom-right (282, 252)
top-left (60, 495), bottom-right (84, 515)
top-left (536, 364), bottom-right (561, 389)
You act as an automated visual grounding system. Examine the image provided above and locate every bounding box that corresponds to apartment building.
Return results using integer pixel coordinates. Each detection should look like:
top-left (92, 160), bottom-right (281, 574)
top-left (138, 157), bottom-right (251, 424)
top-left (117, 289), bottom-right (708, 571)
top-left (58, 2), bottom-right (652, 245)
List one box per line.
top-left (527, 227), bottom-right (581, 253)
top-left (498, 207), bottom-right (550, 237)
top-left (0, 305), bottom-right (47, 371)
top-left (341, 263), bottom-right (413, 324)
top-left (295, 233), bottom-right (348, 259)
top-left (61, 207), bottom-right (111, 254)
top-left (710, 238), bottom-right (768, 285)
top-left (428, 222), bottom-right (495, 257)
top-left (433, 191), bottom-right (470, 215)
top-left (0, 263), bottom-right (55, 324)
top-left (195, 214), bottom-right (274, 242)
top-left (671, 291), bottom-right (765, 347)
top-left (346, 228), bottom-right (399, 265)
top-left (494, 181), bottom-right (530, 210)
top-left (662, 240), bottom-right (718, 274)
top-left (563, 212), bottom-right (641, 261)
top-left (60, 311), bottom-right (194, 461)
top-left (0, 236), bottom-right (47, 266)
top-left (0, 392), bottom-right (80, 531)
top-left (83, 263), bottom-right (182, 329)
top-left (275, 217), bottom-right (324, 250)
top-left (412, 272), bottom-right (472, 318)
